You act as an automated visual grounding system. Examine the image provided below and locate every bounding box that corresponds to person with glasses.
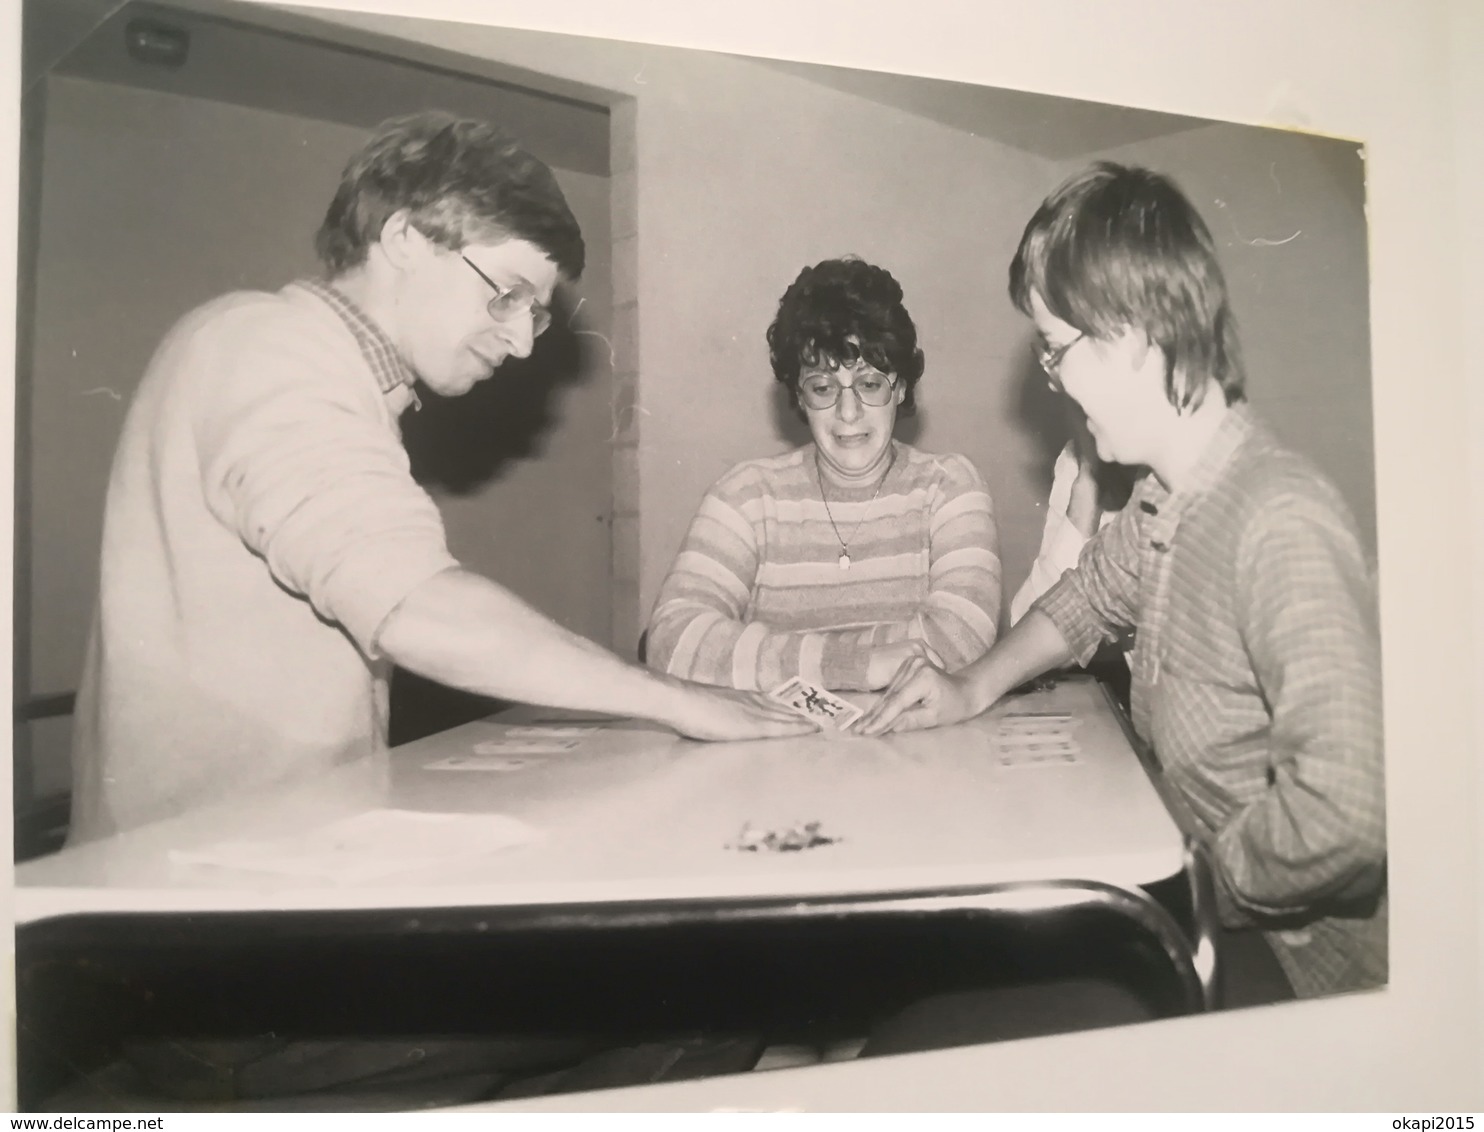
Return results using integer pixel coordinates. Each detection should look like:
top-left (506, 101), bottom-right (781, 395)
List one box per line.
top-left (71, 111), bottom-right (815, 849)
top-left (645, 256), bottom-right (1001, 694)
top-left (858, 163), bottom-right (1385, 1002)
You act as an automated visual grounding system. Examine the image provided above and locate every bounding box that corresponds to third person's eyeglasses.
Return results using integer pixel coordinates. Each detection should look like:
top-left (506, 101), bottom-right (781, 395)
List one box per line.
top-left (1036, 331), bottom-right (1086, 391)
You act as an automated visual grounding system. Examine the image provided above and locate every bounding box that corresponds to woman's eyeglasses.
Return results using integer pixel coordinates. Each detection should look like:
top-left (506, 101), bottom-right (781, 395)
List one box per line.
top-left (461, 254), bottom-right (552, 336)
top-left (797, 361), bottom-right (898, 411)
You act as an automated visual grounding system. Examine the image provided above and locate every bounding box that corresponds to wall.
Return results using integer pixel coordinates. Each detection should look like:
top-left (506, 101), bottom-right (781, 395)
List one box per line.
top-left (24, 75), bottom-right (613, 793)
top-left (617, 60), bottom-right (1062, 632)
top-left (277, 14), bottom-right (1082, 632)
top-left (1071, 123), bottom-right (1376, 553)
top-left (25, 14), bottom-right (1379, 796)
top-left (262, 12), bottom-right (1377, 646)
top-left (34, 2), bottom-right (1379, 665)
top-left (408, 167), bottom-right (614, 644)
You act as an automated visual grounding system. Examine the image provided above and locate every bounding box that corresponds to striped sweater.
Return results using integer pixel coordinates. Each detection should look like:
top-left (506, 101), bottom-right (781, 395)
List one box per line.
top-left (646, 442), bottom-right (1001, 691)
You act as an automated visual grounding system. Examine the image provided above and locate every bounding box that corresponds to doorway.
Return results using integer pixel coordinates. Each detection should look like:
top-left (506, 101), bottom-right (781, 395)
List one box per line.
top-left (14, 0), bottom-right (625, 851)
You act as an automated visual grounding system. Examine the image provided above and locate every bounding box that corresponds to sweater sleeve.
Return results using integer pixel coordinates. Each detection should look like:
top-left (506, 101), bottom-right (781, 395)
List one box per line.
top-left (887, 452), bottom-right (1001, 670)
top-left (190, 300), bottom-right (458, 656)
top-left (642, 470), bottom-right (865, 691)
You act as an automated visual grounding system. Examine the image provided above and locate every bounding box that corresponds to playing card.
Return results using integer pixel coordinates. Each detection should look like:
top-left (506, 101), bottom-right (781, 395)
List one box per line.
top-left (997, 712), bottom-right (1079, 753)
top-left (500, 725), bottom-right (599, 739)
top-left (996, 737), bottom-right (1081, 767)
top-left (472, 736), bottom-right (583, 755)
top-left (768, 677), bottom-right (864, 729)
top-left (529, 714), bottom-right (625, 725)
top-left (996, 728), bottom-right (1076, 747)
top-left (999, 712), bottom-right (1075, 728)
top-left (426, 754), bottom-right (532, 772)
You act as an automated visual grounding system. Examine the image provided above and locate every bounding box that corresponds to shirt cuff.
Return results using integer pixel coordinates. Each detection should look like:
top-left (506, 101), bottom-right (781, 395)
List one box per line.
top-left (1032, 573), bottom-right (1112, 667)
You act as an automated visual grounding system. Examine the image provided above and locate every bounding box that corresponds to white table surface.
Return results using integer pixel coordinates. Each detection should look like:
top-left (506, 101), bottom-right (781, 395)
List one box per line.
top-left (15, 677), bottom-right (1184, 924)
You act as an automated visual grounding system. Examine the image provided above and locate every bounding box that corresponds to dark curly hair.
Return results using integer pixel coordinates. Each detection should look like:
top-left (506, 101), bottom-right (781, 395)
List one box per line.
top-left (767, 257), bottom-right (924, 416)
top-left (316, 111), bottom-right (585, 280)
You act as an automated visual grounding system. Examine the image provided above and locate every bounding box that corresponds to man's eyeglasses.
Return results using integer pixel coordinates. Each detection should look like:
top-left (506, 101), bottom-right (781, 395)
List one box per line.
top-left (1036, 331), bottom-right (1085, 391)
top-left (797, 361), bottom-right (898, 411)
top-left (461, 255), bottom-right (552, 337)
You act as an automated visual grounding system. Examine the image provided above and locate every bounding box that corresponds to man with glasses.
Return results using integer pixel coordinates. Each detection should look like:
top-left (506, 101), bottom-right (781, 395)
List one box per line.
top-left (71, 111), bottom-right (813, 848)
top-left (645, 256), bottom-right (1001, 694)
top-left (858, 163), bottom-right (1386, 1004)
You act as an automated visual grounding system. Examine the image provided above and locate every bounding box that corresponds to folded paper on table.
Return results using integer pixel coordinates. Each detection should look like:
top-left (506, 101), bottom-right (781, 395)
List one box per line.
top-left (168, 808), bottom-right (540, 883)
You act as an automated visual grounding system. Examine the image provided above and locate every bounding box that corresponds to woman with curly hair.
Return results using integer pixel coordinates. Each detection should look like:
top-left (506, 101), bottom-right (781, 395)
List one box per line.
top-left (645, 256), bottom-right (1001, 693)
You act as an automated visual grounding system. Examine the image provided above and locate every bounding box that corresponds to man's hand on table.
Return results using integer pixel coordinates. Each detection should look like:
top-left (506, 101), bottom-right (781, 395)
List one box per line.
top-left (664, 681), bottom-right (822, 742)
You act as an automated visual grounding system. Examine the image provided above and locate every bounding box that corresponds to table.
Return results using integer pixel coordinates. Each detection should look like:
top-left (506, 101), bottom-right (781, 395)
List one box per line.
top-left (15, 676), bottom-right (1217, 1011)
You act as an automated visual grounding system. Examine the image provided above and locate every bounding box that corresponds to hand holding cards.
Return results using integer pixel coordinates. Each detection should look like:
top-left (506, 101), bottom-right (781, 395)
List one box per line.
top-left (768, 677), bottom-right (864, 731)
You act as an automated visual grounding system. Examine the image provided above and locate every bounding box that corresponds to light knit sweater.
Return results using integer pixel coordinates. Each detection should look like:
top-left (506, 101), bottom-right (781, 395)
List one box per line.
top-left (646, 443), bottom-right (1001, 692)
top-left (69, 282), bottom-right (458, 843)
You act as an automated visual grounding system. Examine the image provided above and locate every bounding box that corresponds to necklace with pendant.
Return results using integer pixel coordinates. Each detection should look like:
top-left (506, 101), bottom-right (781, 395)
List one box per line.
top-left (818, 445), bottom-right (897, 570)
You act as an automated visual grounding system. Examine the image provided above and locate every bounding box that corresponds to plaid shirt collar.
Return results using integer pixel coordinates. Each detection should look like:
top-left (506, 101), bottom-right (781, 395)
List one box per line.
top-left (1139, 399), bottom-right (1256, 515)
top-left (294, 278), bottom-right (419, 407)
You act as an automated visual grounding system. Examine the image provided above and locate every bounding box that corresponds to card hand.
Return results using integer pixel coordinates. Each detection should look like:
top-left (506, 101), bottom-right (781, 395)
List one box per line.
top-left (671, 684), bottom-right (820, 742)
top-left (853, 655), bottom-right (976, 735)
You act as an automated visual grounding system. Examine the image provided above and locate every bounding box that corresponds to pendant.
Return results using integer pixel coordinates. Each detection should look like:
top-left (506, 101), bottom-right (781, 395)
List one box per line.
top-left (839, 552), bottom-right (851, 570)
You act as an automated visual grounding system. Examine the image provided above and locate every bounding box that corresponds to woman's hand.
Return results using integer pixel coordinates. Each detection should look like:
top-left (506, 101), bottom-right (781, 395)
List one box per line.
top-left (865, 639), bottom-right (947, 691)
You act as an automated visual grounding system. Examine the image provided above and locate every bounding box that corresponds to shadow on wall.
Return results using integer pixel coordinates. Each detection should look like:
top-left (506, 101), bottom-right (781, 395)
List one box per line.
top-left (1008, 339), bottom-right (1137, 509)
top-left (391, 289), bottom-right (593, 746)
top-left (1010, 341), bottom-right (1070, 483)
top-left (401, 289), bottom-right (589, 496)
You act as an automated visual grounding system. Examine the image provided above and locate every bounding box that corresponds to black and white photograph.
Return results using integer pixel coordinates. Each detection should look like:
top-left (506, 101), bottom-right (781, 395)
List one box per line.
top-left (6, 0), bottom-right (1476, 1115)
